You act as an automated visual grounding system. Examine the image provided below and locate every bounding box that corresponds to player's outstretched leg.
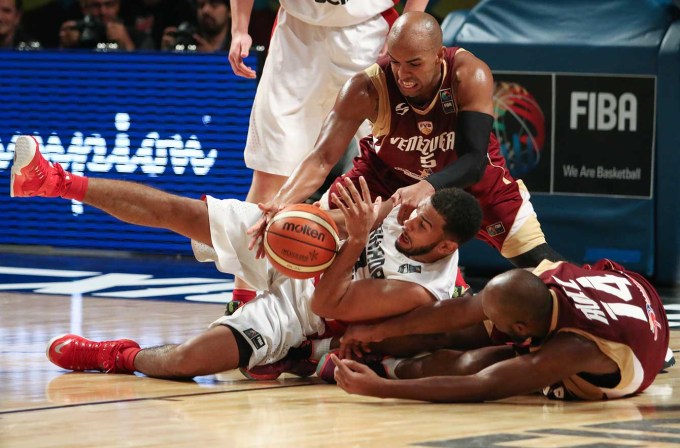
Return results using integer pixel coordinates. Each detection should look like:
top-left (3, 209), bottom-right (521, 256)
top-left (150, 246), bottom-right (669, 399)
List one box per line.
top-left (46, 326), bottom-right (243, 378)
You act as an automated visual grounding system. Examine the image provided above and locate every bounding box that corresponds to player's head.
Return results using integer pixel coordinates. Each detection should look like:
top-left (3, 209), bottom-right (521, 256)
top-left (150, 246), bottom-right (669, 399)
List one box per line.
top-left (395, 188), bottom-right (482, 261)
top-left (481, 269), bottom-right (553, 343)
top-left (386, 12), bottom-right (445, 104)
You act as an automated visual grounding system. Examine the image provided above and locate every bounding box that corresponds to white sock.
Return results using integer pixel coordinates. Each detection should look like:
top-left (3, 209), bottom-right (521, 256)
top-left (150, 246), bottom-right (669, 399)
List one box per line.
top-left (311, 338), bottom-right (332, 361)
top-left (381, 357), bottom-right (404, 379)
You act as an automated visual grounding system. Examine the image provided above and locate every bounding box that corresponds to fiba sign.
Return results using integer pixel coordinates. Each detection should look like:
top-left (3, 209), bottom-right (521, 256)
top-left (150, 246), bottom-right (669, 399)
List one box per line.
top-left (493, 82), bottom-right (546, 179)
top-left (492, 72), bottom-right (653, 197)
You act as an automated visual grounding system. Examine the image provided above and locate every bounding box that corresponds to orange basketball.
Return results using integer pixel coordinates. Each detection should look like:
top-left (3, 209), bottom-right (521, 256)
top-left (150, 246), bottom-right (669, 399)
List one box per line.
top-left (264, 204), bottom-right (340, 279)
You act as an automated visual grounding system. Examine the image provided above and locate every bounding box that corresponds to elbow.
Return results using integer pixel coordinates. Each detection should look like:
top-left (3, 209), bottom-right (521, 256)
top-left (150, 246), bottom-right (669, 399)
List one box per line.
top-left (473, 158), bottom-right (487, 183)
top-left (310, 294), bottom-right (335, 319)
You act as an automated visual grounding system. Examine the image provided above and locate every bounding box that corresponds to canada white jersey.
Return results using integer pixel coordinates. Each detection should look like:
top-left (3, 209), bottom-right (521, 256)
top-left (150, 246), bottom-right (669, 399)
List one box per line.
top-left (280, 0), bottom-right (395, 27)
top-left (352, 206), bottom-right (459, 301)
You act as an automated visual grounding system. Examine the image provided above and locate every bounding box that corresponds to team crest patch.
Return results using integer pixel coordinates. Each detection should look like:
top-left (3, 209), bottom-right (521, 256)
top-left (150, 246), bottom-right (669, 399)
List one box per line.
top-left (486, 222), bottom-right (506, 237)
top-left (243, 328), bottom-right (266, 349)
top-left (398, 263), bottom-right (422, 274)
top-left (439, 88), bottom-right (456, 114)
top-left (417, 121), bottom-right (433, 135)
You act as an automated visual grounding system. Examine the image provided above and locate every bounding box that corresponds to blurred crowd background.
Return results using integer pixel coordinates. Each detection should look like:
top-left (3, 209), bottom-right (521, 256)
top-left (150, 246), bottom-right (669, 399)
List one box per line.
top-left (0, 0), bottom-right (479, 52)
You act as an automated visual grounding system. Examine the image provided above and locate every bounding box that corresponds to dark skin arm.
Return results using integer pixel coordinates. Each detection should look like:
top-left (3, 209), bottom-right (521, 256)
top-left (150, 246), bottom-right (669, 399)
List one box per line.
top-left (393, 50), bottom-right (496, 224)
top-left (339, 289), bottom-right (487, 358)
top-left (334, 331), bottom-right (620, 402)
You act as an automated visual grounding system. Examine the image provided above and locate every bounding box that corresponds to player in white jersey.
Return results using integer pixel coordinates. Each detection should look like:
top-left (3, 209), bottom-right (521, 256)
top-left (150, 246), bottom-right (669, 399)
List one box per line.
top-left (228, 0), bottom-right (429, 303)
top-left (10, 135), bottom-right (483, 377)
top-left (195, 191), bottom-right (466, 368)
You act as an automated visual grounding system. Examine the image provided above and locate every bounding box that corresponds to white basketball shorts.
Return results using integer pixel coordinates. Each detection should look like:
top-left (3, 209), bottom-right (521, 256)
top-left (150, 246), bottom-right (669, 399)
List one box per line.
top-left (191, 196), bottom-right (326, 368)
top-left (243, 7), bottom-right (389, 176)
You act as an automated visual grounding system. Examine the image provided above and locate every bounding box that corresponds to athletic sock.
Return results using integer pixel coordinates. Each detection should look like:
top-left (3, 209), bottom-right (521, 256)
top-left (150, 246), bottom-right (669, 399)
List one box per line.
top-left (232, 288), bottom-right (257, 304)
top-left (61, 173), bottom-right (89, 201)
top-left (119, 346), bottom-right (142, 372)
top-left (310, 338), bottom-right (332, 361)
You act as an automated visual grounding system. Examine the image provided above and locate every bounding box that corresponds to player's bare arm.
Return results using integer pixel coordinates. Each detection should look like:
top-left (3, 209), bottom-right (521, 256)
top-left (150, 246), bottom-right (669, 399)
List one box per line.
top-left (339, 292), bottom-right (486, 356)
top-left (335, 331), bottom-right (619, 402)
top-left (451, 50), bottom-right (495, 115)
top-left (228, 0), bottom-right (256, 78)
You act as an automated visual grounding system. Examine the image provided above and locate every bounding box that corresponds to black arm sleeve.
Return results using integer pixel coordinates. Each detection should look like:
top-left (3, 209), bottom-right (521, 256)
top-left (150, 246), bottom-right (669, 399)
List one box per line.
top-left (426, 110), bottom-right (494, 190)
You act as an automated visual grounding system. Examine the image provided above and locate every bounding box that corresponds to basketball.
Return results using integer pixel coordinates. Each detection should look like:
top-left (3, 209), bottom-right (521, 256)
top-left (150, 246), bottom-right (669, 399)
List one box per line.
top-left (264, 204), bottom-right (340, 279)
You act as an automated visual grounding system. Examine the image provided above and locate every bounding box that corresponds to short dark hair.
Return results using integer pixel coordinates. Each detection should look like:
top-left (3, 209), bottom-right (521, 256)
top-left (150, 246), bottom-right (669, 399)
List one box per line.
top-left (15, 0), bottom-right (23, 12)
top-left (430, 188), bottom-right (482, 243)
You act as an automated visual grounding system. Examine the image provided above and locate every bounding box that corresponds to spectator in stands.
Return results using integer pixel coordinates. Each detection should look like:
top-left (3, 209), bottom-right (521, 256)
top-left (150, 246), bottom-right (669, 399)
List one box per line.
top-left (124, 0), bottom-right (194, 51)
top-left (58, 0), bottom-right (136, 51)
top-left (0, 0), bottom-right (40, 49)
top-left (161, 0), bottom-right (230, 52)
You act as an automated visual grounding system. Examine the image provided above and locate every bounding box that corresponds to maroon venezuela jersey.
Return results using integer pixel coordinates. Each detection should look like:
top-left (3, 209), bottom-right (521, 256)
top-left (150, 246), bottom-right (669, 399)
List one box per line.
top-left (533, 259), bottom-right (669, 400)
top-left (343, 47), bottom-right (508, 199)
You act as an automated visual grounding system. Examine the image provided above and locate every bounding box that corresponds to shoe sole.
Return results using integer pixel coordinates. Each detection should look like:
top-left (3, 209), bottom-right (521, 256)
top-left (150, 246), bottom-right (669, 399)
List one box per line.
top-left (10, 136), bottom-right (39, 198)
top-left (664, 347), bottom-right (676, 370)
top-left (315, 352), bottom-right (337, 384)
top-left (238, 367), bottom-right (280, 381)
top-left (45, 333), bottom-right (77, 363)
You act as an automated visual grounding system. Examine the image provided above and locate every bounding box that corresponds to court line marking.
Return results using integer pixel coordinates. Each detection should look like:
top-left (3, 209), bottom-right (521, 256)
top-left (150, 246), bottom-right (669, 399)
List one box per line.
top-left (0, 380), bottom-right (320, 415)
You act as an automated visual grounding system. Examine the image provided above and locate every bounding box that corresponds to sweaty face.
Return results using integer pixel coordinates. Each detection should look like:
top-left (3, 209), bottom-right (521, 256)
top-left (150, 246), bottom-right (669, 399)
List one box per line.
top-left (387, 39), bottom-right (442, 104)
top-left (395, 200), bottom-right (447, 258)
top-left (0, 0), bottom-right (20, 39)
top-left (197, 0), bottom-right (229, 36)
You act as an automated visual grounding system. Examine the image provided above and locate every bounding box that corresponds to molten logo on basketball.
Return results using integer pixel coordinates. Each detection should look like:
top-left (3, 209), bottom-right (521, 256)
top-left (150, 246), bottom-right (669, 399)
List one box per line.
top-left (264, 204), bottom-right (339, 279)
top-left (493, 82), bottom-right (545, 178)
top-left (282, 222), bottom-right (326, 242)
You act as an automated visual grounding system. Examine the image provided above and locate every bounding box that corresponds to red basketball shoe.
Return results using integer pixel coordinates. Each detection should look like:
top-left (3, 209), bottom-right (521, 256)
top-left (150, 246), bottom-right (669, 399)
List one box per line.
top-left (47, 334), bottom-right (140, 374)
top-left (10, 135), bottom-right (77, 198)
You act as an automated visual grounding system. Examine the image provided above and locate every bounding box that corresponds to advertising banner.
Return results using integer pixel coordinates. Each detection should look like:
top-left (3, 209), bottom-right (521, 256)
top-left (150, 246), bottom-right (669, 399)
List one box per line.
top-left (0, 51), bottom-right (258, 254)
top-left (493, 72), bottom-right (655, 198)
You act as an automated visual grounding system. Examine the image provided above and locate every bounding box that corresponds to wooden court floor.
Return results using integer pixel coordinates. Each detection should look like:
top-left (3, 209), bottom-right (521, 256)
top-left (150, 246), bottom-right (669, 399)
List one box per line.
top-left (2, 291), bottom-right (680, 448)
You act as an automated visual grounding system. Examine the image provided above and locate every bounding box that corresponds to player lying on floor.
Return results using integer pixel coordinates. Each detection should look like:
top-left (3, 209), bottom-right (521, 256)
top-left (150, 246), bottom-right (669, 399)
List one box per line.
top-left (10, 135), bottom-right (483, 377)
top-left (329, 259), bottom-right (670, 402)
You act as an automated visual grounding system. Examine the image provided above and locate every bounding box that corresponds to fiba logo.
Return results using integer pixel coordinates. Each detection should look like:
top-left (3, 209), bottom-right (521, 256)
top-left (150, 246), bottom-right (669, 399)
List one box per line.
top-left (493, 82), bottom-right (545, 178)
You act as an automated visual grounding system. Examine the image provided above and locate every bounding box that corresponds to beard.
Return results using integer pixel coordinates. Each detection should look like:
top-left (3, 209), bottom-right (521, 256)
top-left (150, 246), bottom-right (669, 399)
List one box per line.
top-left (395, 240), bottom-right (437, 257)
